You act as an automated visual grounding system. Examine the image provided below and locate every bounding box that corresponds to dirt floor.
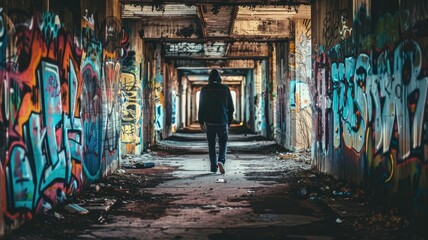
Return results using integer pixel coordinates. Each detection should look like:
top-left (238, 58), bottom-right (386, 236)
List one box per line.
top-left (2, 148), bottom-right (427, 240)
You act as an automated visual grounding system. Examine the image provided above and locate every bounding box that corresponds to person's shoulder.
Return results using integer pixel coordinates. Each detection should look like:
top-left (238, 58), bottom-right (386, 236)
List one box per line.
top-left (221, 84), bottom-right (230, 90)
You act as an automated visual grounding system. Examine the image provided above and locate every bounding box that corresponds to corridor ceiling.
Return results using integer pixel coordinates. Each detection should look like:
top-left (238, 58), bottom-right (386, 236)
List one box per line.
top-left (120, 0), bottom-right (311, 63)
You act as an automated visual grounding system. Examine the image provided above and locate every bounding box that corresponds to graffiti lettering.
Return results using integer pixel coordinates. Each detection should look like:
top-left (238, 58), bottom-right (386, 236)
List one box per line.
top-left (331, 40), bottom-right (428, 158)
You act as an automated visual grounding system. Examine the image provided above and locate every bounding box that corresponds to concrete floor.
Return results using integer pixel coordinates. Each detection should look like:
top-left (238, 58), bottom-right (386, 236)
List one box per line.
top-left (2, 126), bottom-right (426, 240)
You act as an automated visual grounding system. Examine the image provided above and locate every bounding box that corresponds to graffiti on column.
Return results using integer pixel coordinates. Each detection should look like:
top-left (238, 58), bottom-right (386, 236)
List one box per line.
top-left (315, 54), bottom-right (331, 154)
top-left (154, 45), bottom-right (164, 131)
top-left (103, 60), bottom-right (121, 167)
top-left (120, 72), bottom-right (143, 152)
top-left (172, 90), bottom-right (177, 125)
top-left (0, 11), bottom-right (83, 219)
top-left (290, 80), bottom-right (311, 110)
top-left (154, 75), bottom-right (164, 130)
top-left (81, 13), bottom-right (105, 180)
top-left (120, 27), bottom-right (143, 153)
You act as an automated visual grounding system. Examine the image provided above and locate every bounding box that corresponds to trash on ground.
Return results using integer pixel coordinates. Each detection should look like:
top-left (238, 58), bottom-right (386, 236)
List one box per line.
top-left (332, 190), bottom-right (352, 197)
top-left (278, 153), bottom-right (296, 159)
top-left (84, 198), bottom-right (116, 211)
top-left (64, 204), bottom-right (89, 214)
top-left (122, 162), bottom-right (155, 169)
top-left (54, 212), bottom-right (64, 220)
top-left (298, 188), bottom-right (307, 196)
top-left (336, 218), bottom-right (343, 223)
top-left (216, 178), bottom-right (227, 183)
top-left (201, 205), bottom-right (217, 209)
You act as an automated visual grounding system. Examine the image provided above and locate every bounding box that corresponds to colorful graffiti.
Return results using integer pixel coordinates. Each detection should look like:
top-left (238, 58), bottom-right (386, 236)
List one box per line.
top-left (154, 76), bottom-right (164, 131)
top-left (103, 60), bottom-right (121, 171)
top-left (120, 27), bottom-right (143, 154)
top-left (81, 13), bottom-right (105, 180)
top-left (172, 90), bottom-right (177, 125)
top-left (314, 1), bottom-right (428, 210)
top-left (153, 44), bottom-right (164, 131)
top-left (0, 7), bottom-right (124, 224)
top-left (330, 39), bottom-right (428, 158)
top-left (0, 11), bottom-right (83, 219)
top-left (290, 80), bottom-right (311, 110)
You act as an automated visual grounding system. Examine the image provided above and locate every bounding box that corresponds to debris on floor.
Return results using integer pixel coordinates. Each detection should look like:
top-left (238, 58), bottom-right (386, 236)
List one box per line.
top-left (83, 198), bottom-right (116, 211)
top-left (64, 204), bottom-right (89, 215)
top-left (216, 178), bottom-right (227, 183)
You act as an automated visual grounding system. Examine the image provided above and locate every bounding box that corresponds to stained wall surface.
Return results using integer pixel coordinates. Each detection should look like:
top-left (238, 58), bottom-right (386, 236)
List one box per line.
top-left (312, 0), bottom-right (428, 211)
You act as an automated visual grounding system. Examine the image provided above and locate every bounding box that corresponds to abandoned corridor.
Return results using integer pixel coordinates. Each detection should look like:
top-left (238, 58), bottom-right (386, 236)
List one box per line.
top-left (0, 0), bottom-right (428, 238)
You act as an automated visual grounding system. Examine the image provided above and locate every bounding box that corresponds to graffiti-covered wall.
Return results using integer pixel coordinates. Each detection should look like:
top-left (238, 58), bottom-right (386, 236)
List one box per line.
top-left (312, 0), bottom-right (428, 211)
top-left (0, 0), bottom-right (123, 232)
top-left (120, 20), bottom-right (144, 154)
top-left (275, 18), bottom-right (312, 151)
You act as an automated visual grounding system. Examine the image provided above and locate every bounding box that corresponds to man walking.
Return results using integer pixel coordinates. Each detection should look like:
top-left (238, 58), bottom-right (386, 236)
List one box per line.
top-left (198, 69), bottom-right (234, 174)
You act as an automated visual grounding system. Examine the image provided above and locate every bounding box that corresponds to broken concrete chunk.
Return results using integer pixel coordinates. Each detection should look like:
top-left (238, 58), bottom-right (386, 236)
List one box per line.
top-left (65, 204), bottom-right (89, 214)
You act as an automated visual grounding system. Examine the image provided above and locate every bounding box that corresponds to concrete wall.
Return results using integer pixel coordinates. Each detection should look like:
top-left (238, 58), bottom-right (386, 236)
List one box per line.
top-left (312, 0), bottom-right (428, 211)
top-left (274, 18), bottom-right (312, 151)
top-left (0, 0), bottom-right (124, 233)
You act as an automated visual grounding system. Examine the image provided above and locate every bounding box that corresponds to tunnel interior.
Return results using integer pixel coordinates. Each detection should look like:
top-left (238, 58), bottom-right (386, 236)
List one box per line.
top-left (1, 0), bottom-right (428, 235)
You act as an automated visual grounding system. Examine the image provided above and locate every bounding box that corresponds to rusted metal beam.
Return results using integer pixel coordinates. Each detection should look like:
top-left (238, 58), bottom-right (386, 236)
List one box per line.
top-left (120, 0), bottom-right (310, 6)
top-left (197, 5), bottom-right (207, 38)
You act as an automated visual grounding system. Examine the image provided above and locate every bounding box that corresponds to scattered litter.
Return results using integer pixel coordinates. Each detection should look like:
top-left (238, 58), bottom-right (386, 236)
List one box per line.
top-left (135, 162), bottom-right (155, 169)
top-left (201, 205), bottom-right (217, 210)
top-left (298, 188), bottom-right (307, 197)
top-left (216, 178), bottom-right (227, 183)
top-left (41, 202), bottom-right (52, 214)
top-left (336, 218), bottom-right (343, 224)
top-left (64, 204), bottom-right (89, 214)
top-left (333, 190), bottom-right (352, 197)
top-left (309, 192), bottom-right (320, 200)
top-left (98, 215), bottom-right (106, 223)
top-left (84, 198), bottom-right (116, 211)
top-left (278, 153), bottom-right (296, 159)
top-left (247, 190), bottom-right (255, 194)
top-left (117, 169), bottom-right (126, 174)
top-left (54, 212), bottom-right (64, 220)
top-left (122, 162), bottom-right (155, 169)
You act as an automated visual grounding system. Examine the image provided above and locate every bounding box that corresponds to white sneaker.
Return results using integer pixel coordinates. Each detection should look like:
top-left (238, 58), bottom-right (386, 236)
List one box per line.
top-left (217, 162), bottom-right (225, 174)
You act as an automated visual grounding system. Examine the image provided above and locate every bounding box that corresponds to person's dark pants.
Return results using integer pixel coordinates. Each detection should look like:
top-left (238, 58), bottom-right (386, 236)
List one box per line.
top-left (205, 124), bottom-right (228, 172)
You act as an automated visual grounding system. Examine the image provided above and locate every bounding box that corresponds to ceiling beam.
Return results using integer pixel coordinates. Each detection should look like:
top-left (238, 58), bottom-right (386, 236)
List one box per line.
top-left (120, 0), bottom-right (310, 6)
top-left (144, 36), bottom-right (289, 43)
top-left (225, 6), bottom-right (238, 57)
top-left (197, 5), bottom-right (207, 38)
top-left (165, 56), bottom-right (268, 60)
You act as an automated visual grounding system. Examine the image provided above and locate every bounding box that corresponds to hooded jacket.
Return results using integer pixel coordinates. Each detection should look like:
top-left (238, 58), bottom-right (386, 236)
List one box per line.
top-left (198, 69), bottom-right (234, 126)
